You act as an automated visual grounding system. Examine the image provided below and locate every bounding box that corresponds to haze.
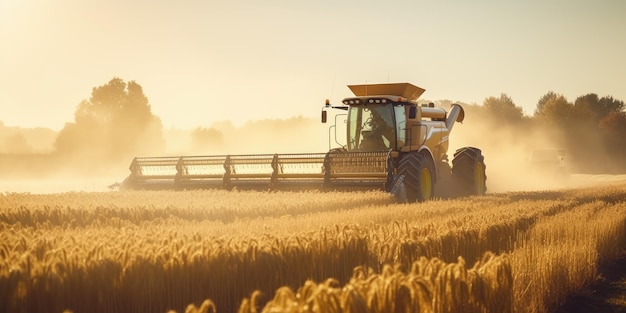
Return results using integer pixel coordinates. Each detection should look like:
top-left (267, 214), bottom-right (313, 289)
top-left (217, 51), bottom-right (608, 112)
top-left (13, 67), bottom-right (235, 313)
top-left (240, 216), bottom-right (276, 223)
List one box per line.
top-left (1, 0), bottom-right (625, 130)
top-left (2, 0), bottom-right (626, 194)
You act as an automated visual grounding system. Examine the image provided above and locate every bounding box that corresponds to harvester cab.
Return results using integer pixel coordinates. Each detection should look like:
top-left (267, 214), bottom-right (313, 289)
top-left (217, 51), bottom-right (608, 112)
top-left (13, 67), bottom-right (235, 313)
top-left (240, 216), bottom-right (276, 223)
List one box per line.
top-left (121, 82), bottom-right (486, 203)
top-left (322, 82), bottom-right (486, 201)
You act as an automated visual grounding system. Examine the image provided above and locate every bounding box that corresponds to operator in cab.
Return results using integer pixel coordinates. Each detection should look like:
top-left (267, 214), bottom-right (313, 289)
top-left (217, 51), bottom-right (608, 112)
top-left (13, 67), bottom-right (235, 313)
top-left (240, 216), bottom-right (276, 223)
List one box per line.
top-left (359, 108), bottom-right (395, 151)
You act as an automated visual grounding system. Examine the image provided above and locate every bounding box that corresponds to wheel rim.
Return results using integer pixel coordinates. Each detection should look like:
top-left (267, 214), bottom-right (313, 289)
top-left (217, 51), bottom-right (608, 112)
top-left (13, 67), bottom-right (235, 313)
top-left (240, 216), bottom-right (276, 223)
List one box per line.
top-left (474, 162), bottom-right (485, 194)
top-left (420, 167), bottom-right (433, 200)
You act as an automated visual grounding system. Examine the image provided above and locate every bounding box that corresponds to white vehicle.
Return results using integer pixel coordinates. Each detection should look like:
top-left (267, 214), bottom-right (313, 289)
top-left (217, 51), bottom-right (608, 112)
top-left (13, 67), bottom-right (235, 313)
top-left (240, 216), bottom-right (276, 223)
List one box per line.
top-left (529, 148), bottom-right (568, 181)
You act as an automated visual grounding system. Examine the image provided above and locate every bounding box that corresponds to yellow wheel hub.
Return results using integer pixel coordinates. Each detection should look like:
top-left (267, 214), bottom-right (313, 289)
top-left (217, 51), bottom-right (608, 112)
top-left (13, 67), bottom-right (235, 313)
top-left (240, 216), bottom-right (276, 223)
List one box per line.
top-left (475, 162), bottom-right (486, 195)
top-left (420, 167), bottom-right (433, 200)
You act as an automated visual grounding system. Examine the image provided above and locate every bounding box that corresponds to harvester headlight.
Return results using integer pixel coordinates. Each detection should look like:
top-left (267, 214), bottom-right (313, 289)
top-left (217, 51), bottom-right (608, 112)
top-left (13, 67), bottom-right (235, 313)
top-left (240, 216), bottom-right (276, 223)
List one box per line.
top-left (381, 99), bottom-right (387, 103)
top-left (375, 99), bottom-right (381, 103)
top-left (369, 99), bottom-right (374, 104)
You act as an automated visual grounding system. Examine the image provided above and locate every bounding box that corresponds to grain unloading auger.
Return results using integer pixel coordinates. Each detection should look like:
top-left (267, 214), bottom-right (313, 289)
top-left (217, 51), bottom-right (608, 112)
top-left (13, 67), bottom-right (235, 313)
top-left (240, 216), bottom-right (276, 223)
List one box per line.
top-left (121, 83), bottom-right (487, 202)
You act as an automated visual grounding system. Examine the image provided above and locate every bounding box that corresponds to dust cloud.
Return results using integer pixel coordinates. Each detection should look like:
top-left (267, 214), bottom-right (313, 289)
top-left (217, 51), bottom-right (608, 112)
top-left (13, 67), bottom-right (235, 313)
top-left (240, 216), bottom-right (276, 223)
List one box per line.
top-left (446, 105), bottom-right (619, 192)
top-left (166, 116), bottom-right (332, 155)
top-left (0, 116), bottom-right (335, 194)
top-left (2, 108), bottom-right (625, 194)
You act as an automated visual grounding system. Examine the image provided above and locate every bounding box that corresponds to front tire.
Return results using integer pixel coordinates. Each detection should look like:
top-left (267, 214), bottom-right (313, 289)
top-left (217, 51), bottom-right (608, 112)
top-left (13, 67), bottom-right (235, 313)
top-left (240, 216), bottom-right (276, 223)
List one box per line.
top-left (398, 152), bottom-right (435, 203)
top-left (452, 147), bottom-right (487, 196)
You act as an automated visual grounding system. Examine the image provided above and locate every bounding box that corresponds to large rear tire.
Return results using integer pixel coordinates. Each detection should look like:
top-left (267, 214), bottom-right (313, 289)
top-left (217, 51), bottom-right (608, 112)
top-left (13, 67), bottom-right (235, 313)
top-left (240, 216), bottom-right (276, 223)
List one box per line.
top-left (398, 152), bottom-right (435, 203)
top-left (452, 147), bottom-right (487, 196)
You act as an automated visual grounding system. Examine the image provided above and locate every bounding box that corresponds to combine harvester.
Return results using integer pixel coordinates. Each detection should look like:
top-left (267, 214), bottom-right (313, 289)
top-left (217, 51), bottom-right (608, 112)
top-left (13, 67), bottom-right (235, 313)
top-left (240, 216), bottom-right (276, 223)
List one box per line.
top-left (121, 83), bottom-right (486, 202)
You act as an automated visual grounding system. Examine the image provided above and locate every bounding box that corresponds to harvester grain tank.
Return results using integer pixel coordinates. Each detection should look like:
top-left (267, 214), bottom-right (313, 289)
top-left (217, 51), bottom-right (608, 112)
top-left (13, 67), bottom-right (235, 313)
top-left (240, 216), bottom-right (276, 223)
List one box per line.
top-left (121, 83), bottom-right (487, 202)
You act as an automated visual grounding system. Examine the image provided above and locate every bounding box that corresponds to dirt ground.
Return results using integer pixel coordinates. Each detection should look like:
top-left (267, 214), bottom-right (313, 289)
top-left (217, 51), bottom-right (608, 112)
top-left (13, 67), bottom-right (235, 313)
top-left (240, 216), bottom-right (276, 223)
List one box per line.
top-left (554, 251), bottom-right (626, 313)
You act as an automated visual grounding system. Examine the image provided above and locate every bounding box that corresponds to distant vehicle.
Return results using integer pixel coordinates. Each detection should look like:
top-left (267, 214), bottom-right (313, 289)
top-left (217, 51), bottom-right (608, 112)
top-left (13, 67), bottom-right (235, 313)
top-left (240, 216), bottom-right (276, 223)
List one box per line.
top-left (529, 148), bottom-right (568, 181)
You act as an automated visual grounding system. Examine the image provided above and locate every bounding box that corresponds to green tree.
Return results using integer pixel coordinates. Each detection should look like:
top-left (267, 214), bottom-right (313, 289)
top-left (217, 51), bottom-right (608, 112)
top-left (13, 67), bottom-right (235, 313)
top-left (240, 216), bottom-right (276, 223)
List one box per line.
top-left (599, 111), bottom-right (626, 170)
top-left (483, 93), bottom-right (524, 123)
top-left (534, 92), bottom-right (573, 127)
top-left (572, 93), bottom-right (601, 124)
top-left (573, 94), bottom-right (625, 125)
top-left (534, 91), bottom-right (626, 173)
top-left (535, 91), bottom-right (559, 116)
top-left (4, 132), bottom-right (33, 154)
top-left (55, 78), bottom-right (165, 162)
top-left (598, 96), bottom-right (625, 115)
top-left (190, 127), bottom-right (224, 152)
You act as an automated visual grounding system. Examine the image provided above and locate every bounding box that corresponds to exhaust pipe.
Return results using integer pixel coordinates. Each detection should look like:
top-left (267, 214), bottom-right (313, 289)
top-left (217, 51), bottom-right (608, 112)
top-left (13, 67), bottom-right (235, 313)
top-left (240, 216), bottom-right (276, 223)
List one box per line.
top-left (445, 104), bottom-right (465, 132)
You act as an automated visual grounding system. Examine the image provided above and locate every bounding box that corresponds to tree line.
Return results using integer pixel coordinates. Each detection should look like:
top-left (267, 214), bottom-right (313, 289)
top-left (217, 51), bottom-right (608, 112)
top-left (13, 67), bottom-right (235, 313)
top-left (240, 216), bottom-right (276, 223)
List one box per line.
top-left (1, 78), bottom-right (625, 174)
top-left (436, 91), bottom-right (625, 173)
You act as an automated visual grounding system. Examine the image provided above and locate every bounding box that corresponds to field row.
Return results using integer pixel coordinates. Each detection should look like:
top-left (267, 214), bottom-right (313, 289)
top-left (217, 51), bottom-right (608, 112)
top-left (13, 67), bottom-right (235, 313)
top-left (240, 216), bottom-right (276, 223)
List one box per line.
top-left (1, 185), bottom-right (625, 312)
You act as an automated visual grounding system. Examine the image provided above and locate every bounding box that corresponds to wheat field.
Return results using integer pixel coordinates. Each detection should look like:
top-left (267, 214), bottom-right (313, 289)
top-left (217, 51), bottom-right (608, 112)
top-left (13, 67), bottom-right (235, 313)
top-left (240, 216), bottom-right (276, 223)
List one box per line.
top-left (1, 184), bottom-right (625, 313)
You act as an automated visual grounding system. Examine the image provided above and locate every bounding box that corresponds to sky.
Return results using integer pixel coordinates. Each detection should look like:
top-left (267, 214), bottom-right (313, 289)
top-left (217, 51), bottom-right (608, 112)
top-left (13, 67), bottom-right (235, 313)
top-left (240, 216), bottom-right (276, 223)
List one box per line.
top-left (1, 0), bottom-right (625, 130)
